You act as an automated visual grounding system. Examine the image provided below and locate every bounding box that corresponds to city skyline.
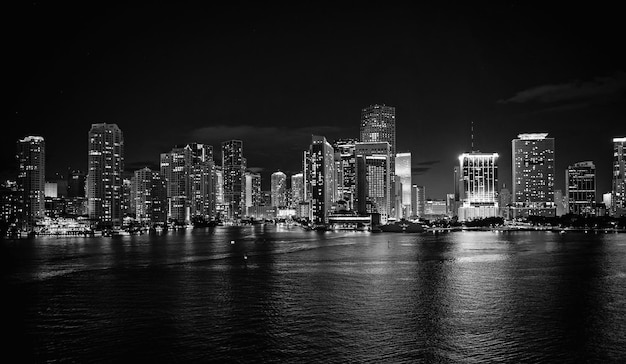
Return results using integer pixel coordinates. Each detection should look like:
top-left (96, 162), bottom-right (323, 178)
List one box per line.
top-left (4, 3), bottom-right (625, 198)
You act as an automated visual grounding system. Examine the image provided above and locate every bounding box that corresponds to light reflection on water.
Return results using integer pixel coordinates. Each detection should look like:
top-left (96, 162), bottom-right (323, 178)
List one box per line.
top-left (2, 227), bottom-right (626, 362)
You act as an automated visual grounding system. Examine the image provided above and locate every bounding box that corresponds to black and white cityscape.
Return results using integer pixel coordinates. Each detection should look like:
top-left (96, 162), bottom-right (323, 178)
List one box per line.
top-left (3, 3), bottom-right (626, 362)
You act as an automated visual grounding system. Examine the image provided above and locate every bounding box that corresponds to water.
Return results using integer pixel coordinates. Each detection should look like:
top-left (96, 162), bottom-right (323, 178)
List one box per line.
top-left (3, 226), bottom-right (626, 362)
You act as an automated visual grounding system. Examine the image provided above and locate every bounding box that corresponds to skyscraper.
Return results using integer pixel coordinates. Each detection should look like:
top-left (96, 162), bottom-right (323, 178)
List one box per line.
top-left (411, 184), bottom-right (425, 218)
top-left (17, 136), bottom-right (45, 229)
top-left (244, 171), bottom-right (261, 213)
top-left (395, 152), bottom-right (412, 219)
top-left (332, 139), bottom-right (357, 210)
top-left (355, 142), bottom-right (391, 223)
top-left (360, 105), bottom-right (396, 158)
top-left (457, 152), bottom-right (499, 221)
top-left (67, 169), bottom-right (86, 198)
top-left (222, 140), bottom-right (244, 220)
top-left (271, 171), bottom-right (287, 207)
top-left (291, 172), bottom-right (304, 207)
top-left (87, 123), bottom-right (124, 227)
top-left (612, 137), bottom-right (626, 217)
top-left (188, 143), bottom-right (214, 220)
top-left (131, 167), bottom-right (168, 224)
top-left (512, 133), bottom-right (555, 218)
top-left (308, 135), bottom-right (335, 225)
top-left (566, 161), bottom-right (596, 216)
top-left (160, 145), bottom-right (192, 223)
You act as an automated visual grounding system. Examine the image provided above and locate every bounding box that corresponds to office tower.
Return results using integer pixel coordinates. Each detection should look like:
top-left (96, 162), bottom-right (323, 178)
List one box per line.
top-left (0, 181), bottom-right (20, 230)
top-left (160, 145), bottom-right (192, 223)
top-left (554, 190), bottom-right (567, 217)
top-left (87, 123), bottom-right (124, 227)
top-left (612, 137), bottom-right (626, 217)
top-left (271, 171), bottom-right (287, 207)
top-left (603, 193), bottom-right (612, 210)
top-left (188, 143), bottom-right (214, 219)
top-left (332, 138), bottom-right (357, 210)
top-left (308, 135), bottom-right (335, 224)
top-left (121, 178), bottom-right (132, 217)
top-left (566, 161), bottom-right (596, 215)
top-left (411, 185), bottom-right (425, 218)
top-left (244, 171), bottom-right (261, 213)
top-left (457, 152), bottom-right (499, 221)
top-left (395, 152), bottom-right (412, 219)
top-left (355, 142), bottom-right (391, 223)
top-left (215, 166), bottom-right (224, 205)
top-left (360, 104), bottom-right (396, 170)
top-left (222, 140), bottom-right (244, 220)
top-left (17, 136), bottom-right (45, 229)
top-left (291, 172), bottom-right (304, 207)
top-left (67, 170), bottom-right (86, 198)
top-left (512, 133), bottom-right (555, 218)
top-left (131, 167), bottom-right (168, 224)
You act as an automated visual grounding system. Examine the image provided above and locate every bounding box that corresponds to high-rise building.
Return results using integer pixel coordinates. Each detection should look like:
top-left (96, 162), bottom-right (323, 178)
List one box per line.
top-left (308, 135), bottom-right (335, 224)
top-left (332, 139), bottom-right (357, 210)
top-left (566, 161), bottom-right (596, 216)
top-left (160, 145), bottom-right (192, 223)
top-left (512, 133), bottom-right (555, 218)
top-left (131, 167), bottom-right (168, 224)
top-left (612, 137), bottom-right (626, 217)
top-left (395, 152), bottom-right (412, 219)
top-left (457, 152), bottom-right (499, 221)
top-left (87, 124), bottom-right (124, 227)
top-left (271, 171), bottom-right (287, 207)
top-left (410, 184), bottom-right (425, 218)
top-left (291, 172), bottom-right (304, 207)
top-left (244, 171), bottom-right (261, 213)
top-left (360, 104), bottom-right (396, 167)
top-left (355, 142), bottom-right (391, 223)
top-left (222, 140), bottom-right (244, 220)
top-left (17, 136), bottom-right (45, 229)
top-left (188, 143), bottom-right (214, 219)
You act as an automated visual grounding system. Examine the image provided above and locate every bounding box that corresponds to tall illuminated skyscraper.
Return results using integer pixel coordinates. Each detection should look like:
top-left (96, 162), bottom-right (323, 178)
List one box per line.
top-left (332, 138), bottom-right (357, 210)
top-left (512, 133), bottom-right (555, 217)
top-left (355, 142), bottom-right (391, 223)
top-left (457, 152), bottom-right (499, 221)
top-left (308, 135), bottom-right (335, 224)
top-left (160, 145), bottom-right (192, 223)
top-left (244, 171), bottom-right (261, 213)
top-left (360, 105), bottom-right (396, 174)
top-left (222, 140), bottom-right (244, 220)
top-left (131, 167), bottom-right (168, 224)
top-left (566, 161), bottom-right (596, 216)
top-left (88, 123), bottom-right (124, 227)
top-left (17, 136), bottom-right (45, 229)
top-left (271, 171), bottom-right (287, 207)
top-left (612, 137), bottom-right (626, 217)
top-left (395, 152), bottom-right (412, 219)
top-left (188, 143), bottom-right (214, 219)
top-left (291, 173), bottom-right (304, 207)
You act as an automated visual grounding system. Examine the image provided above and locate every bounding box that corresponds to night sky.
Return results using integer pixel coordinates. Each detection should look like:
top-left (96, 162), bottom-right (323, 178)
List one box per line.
top-left (4, 2), bottom-right (625, 198)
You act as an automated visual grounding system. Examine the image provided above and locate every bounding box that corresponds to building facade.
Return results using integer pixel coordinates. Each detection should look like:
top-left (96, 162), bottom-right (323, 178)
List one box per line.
top-left (131, 167), bottom-right (168, 224)
top-left (308, 135), bottom-right (335, 224)
top-left (17, 136), bottom-right (46, 229)
top-left (512, 133), bottom-right (555, 217)
top-left (222, 140), bottom-right (244, 220)
top-left (457, 152), bottom-right (499, 221)
top-left (612, 137), bottom-right (626, 217)
top-left (355, 142), bottom-right (391, 223)
top-left (566, 161), bottom-right (596, 216)
top-left (271, 171), bottom-right (287, 207)
top-left (395, 152), bottom-right (412, 219)
top-left (333, 139), bottom-right (357, 211)
top-left (87, 123), bottom-right (124, 227)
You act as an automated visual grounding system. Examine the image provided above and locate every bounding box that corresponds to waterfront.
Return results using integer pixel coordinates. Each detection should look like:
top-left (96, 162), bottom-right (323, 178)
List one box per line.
top-left (3, 226), bottom-right (626, 362)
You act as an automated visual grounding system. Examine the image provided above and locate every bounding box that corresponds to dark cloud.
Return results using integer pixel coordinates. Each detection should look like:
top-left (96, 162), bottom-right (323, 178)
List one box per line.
top-left (499, 71), bottom-right (626, 104)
